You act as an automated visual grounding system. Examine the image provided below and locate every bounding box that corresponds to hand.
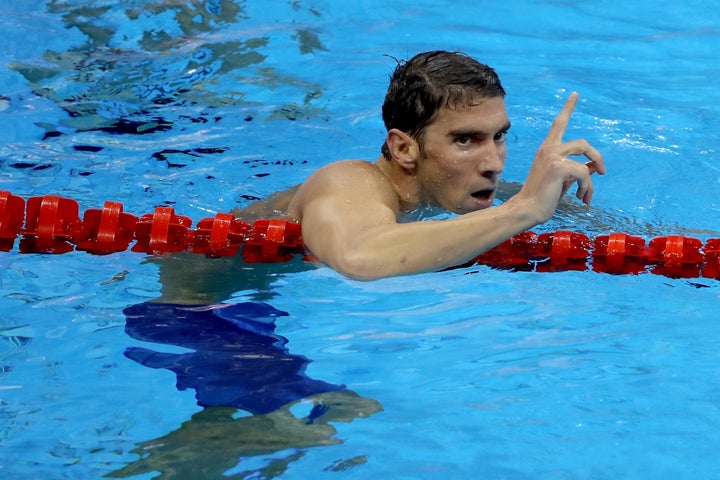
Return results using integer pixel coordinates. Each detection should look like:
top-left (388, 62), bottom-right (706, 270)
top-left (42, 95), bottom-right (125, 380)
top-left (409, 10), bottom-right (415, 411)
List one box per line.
top-left (513, 92), bottom-right (606, 224)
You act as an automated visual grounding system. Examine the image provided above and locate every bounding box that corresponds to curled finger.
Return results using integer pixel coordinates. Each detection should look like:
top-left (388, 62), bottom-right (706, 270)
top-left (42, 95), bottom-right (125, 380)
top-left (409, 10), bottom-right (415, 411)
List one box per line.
top-left (577, 178), bottom-right (593, 205)
top-left (559, 139), bottom-right (605, 175)
top-left (561, 161), bottom-right (594, 205)
top-left (574, 166), bottom-right (594, 205)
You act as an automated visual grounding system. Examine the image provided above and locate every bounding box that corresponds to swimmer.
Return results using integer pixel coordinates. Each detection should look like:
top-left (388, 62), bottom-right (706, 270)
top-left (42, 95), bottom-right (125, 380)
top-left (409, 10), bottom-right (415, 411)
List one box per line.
top-left (238, 50), bottom-right (606, 281)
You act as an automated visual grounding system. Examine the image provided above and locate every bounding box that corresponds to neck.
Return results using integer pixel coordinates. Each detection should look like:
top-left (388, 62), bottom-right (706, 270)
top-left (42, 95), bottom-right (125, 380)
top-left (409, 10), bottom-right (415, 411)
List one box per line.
top-left (374, 155), bottom-right (421, 212)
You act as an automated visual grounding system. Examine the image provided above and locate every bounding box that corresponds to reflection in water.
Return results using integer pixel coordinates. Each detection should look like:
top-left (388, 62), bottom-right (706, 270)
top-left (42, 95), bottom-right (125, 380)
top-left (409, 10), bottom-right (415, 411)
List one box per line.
top-left (114, 301), bottom-right (381, 479)
top-left (11, 0), bottom-right (327, 134)
top-left (107, 392), bottom-right (380, 479)
top-left (123, 302), bottom-right (346, 413)
top-left (151, 253), bottom-right (315, 305)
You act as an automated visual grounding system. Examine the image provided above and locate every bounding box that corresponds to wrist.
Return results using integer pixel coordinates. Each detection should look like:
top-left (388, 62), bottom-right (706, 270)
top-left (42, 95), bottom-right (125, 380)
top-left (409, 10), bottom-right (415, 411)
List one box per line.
top-left (498, 196), bottom-right (544, 232)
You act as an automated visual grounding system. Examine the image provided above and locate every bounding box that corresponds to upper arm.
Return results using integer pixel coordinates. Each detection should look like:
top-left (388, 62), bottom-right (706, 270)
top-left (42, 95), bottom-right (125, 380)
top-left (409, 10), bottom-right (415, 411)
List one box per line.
top-left (291, 161), bottom-right (399, 276)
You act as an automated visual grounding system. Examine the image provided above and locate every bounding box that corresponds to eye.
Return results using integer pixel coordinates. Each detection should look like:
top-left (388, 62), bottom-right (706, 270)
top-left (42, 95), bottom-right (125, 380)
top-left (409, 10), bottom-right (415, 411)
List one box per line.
top-left (494, 129), bottom-right (508, 143)
top-left (454, 134), bottom-right (473, 145)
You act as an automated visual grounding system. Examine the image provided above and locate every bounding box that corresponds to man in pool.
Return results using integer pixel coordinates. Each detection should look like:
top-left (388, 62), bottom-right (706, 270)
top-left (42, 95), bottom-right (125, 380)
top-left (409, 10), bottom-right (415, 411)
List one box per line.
top-left (238, 50), bottom-right (605, 280)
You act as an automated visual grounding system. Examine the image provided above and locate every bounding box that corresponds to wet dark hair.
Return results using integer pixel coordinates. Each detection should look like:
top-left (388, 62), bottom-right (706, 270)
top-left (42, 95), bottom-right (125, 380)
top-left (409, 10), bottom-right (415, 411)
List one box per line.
top-left (381, 50), bottom-right (506, 159)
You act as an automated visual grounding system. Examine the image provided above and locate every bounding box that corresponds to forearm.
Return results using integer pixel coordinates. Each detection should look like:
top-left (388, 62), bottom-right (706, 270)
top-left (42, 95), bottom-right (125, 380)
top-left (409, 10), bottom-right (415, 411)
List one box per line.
top-left (307, 201), bottom-right (537, 280)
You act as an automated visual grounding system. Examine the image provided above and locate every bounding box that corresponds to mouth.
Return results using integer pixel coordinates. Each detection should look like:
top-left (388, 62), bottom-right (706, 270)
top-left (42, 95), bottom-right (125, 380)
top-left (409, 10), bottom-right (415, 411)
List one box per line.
top-left (471, 189), bottom-right (495, 200)
top-left (471, 188), bottom-right (497, 201)
top-left (469, 188), bottom-right (496, 209)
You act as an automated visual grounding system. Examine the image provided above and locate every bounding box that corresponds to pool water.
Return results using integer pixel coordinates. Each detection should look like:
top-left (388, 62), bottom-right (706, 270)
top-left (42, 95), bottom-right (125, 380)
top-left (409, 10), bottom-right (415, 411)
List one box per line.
top-left (2, 0), bottom-right (720, 479)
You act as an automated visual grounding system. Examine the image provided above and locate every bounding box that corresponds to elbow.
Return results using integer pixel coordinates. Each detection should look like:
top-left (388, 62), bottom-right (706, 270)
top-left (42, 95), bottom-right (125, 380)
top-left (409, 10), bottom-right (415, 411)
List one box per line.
top-left (303, 233), bottom-right (403, 281)
top-left (333, 262), bottom-right (387, 282)
top-left (328, 251), bottom-right (392, 282)
top-left (342, 272), bottom-right (385, 282)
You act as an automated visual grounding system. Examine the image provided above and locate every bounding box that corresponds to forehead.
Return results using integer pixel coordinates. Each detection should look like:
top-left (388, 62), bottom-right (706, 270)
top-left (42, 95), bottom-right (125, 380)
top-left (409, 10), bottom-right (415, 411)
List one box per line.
top-left (427, 96), bottom-right (509, 134)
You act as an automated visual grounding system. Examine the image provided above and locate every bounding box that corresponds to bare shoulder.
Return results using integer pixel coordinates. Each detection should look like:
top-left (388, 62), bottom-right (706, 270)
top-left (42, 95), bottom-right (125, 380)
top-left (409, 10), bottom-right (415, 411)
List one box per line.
top-left (234, 159), bottom-right (398, 222)
top-left (288, 159), bottom-right (399, 218)
top-left (307, 159), bottom-right (387, 182)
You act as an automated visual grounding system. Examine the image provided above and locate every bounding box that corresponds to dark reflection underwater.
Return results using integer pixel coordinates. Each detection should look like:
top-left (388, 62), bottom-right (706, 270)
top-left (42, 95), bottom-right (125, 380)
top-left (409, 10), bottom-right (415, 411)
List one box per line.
top-left (113, 301), bottom-right (382, 479)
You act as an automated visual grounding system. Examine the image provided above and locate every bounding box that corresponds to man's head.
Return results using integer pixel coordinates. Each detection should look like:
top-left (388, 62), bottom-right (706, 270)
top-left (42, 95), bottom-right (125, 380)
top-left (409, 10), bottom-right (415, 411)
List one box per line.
top-left (381, 51), bottom-right (506, 159)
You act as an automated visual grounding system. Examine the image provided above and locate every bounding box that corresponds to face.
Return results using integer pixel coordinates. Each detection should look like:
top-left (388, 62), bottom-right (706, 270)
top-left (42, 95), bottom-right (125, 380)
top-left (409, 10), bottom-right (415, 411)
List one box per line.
top-left (414, 96), bottom-right (510, 214)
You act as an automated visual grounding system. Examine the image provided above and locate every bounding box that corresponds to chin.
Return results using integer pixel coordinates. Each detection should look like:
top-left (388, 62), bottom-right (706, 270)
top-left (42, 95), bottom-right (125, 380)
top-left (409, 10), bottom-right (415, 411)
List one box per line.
top-left (452, 205), bottom-right (482, 215)
top-left (445, 196), bottom-right (493, 215)
top-left (463, 199), bottom-right (493, 213)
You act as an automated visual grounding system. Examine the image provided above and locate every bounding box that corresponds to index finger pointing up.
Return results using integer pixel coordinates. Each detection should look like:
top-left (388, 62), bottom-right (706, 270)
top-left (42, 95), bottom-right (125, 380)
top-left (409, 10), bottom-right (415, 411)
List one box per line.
top-left (544, 92), bottom-right (579, 144)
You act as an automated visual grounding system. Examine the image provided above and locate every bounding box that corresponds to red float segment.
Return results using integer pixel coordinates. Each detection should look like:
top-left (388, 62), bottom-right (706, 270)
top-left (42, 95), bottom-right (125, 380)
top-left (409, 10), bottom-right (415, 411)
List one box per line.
top-left (0, 191), bottom-right (25, 251)
top-left (592, 233), bottom-right (650, 274)
top-left (649, 235), bottom-right (704, 264)
top-left (190, 213), bottom-right (250, 257)
top-left (21, 195), bottom-right (82, 253)
top-left (648, 235), bottom-right (704, 278)
top-left (475, 230), bottom-right (592, 272)
top-left (76, 201), bottom-right (138, 255)
top-left (132, 207), bottom-right (193, 254)
top-left (243, 219), bottom-right (304, 263)
top-left (535, 230), bottom-right (591, 271)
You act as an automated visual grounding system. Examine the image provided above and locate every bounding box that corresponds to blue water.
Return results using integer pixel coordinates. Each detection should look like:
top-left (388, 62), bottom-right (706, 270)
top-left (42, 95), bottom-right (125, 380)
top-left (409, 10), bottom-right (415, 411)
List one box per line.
top-left (2, 0), bottom-right (720, 479)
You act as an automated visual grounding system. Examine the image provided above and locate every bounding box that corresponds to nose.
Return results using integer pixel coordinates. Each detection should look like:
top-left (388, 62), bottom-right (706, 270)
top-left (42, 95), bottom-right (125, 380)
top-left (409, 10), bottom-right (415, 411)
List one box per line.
top-left (480, 143), bottom-right (505, 180)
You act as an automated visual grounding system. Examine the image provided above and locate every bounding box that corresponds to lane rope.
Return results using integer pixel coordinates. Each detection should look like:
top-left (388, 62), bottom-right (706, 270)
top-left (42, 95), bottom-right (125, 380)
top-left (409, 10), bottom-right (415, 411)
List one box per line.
top-left (2, 190), bottom-right (719, 280)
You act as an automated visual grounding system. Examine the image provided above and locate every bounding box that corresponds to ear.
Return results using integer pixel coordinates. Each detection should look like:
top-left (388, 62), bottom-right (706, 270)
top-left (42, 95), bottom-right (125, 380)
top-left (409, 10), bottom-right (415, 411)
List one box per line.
top-left (385, 129), bottom-right (420, 171)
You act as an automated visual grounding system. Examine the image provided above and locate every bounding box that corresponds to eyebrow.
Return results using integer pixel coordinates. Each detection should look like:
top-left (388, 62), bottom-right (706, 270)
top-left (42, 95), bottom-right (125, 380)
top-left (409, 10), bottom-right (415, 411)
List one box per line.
top-left (449, 122), bottom-right (512, 138)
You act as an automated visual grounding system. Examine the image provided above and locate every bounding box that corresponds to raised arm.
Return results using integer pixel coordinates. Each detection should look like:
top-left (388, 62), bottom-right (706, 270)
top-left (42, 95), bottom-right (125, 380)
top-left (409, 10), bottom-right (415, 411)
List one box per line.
top-left (507, 92), bottom-right (606, 222)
